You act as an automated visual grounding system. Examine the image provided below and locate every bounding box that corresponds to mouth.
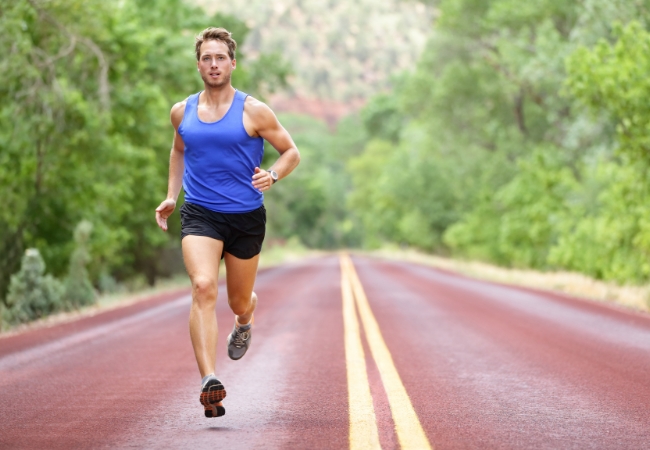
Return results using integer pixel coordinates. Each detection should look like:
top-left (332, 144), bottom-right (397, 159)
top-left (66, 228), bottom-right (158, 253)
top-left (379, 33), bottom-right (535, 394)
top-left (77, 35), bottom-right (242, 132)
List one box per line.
top-left (209, 72), bottom-right (221, 78)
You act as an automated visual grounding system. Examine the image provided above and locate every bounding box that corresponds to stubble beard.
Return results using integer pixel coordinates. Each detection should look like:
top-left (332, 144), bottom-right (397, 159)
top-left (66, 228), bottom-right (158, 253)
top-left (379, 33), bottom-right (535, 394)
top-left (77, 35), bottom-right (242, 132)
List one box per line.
top-left (201, 71), bottom-right (232, 89)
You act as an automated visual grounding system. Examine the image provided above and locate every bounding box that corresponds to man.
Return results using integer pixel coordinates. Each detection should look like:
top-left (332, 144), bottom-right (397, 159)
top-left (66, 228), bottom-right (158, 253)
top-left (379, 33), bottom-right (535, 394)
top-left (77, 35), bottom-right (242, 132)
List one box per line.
top-left (155, 27), bottom-right (300, 418)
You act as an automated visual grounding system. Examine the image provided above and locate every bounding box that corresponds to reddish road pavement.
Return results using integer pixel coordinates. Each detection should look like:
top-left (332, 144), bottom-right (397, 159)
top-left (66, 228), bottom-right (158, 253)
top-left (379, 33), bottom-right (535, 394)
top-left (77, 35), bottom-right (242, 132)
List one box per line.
top-left (1, 255), bottom-right (649, 449)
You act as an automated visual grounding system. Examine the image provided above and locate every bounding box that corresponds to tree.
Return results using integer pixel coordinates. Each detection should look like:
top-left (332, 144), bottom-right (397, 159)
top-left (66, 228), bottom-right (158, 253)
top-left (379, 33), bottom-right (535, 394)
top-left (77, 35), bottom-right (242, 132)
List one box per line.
top-left (348, 0), bottom-right (650, 283)
top-left (0, 0), bottom-right (290, 305)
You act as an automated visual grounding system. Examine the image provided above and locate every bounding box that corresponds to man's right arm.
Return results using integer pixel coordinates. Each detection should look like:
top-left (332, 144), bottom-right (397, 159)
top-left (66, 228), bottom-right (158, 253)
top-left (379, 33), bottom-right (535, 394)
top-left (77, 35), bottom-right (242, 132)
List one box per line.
top-left (155, 101), bottom-right (186, 231)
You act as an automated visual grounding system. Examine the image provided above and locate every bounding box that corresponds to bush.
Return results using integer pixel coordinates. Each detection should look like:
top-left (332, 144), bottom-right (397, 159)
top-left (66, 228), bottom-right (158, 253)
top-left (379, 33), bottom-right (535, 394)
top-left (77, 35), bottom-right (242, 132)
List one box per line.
top-left (64, 221), bottom-right (96, 308)
top-left (2, 249), bottom-right (64, 328)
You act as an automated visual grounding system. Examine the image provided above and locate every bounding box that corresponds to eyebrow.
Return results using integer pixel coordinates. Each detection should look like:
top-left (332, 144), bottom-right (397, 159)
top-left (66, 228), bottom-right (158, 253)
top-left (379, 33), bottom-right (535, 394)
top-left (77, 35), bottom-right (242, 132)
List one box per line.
top-left (201, 52), bottom-right (228, 57)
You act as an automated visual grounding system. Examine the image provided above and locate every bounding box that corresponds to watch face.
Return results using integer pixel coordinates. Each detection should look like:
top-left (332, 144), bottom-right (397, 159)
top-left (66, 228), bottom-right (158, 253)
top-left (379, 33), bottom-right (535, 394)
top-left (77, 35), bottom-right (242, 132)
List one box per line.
top-left (270, 170), bottom-right (278, 181)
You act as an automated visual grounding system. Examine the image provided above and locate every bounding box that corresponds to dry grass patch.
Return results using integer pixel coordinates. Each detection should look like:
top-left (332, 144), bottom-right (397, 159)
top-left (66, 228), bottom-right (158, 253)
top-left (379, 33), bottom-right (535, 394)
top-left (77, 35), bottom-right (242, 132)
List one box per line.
top-left (1, 239), bottom-right (323, 338)
top-left (365, 247), bottom-right (650, 313)
top-left (0, 275), bottom-right (191, 338)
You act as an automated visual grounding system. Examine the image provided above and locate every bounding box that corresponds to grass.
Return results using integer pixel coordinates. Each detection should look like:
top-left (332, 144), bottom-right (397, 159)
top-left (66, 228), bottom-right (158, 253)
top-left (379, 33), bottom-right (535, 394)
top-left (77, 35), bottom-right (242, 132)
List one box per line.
top-left (259, 236), bottom-right (323, 268)
top-left (0, 274), bottom-right (192, 338)
top-left (365, 244), bottom-right (650, 313)
top-left (6, 240), bottom-right (647, 338)
top-left (0, 238), bottom-right (322, 338)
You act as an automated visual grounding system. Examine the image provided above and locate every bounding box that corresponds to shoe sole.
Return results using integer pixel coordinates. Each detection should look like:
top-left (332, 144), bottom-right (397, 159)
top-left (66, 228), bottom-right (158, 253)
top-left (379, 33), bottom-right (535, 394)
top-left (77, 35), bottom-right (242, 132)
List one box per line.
top-left (204, 404), bottom-right (226, 418)
top-left (200, 380), bottom-right (227, 418)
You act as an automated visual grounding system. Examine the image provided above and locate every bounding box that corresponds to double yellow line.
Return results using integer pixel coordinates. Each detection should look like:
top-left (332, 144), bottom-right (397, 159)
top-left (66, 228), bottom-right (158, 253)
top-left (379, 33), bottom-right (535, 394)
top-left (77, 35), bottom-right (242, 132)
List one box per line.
top-left (340, 254), bottom-right (432, 450)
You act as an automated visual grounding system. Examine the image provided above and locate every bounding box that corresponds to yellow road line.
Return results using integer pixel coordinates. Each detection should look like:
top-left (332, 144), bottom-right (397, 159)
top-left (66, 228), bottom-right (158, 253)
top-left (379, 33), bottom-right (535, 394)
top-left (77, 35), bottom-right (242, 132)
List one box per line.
top-left (341, 254), bottom-right (381, 450)
top-left (342, 254), bottom-right (433, 450)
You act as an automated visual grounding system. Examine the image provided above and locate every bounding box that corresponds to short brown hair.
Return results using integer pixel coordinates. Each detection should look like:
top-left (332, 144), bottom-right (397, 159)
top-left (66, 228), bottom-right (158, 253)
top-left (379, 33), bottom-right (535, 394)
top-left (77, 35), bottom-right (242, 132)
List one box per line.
top-left (195, 27), bottom-right (237, 61)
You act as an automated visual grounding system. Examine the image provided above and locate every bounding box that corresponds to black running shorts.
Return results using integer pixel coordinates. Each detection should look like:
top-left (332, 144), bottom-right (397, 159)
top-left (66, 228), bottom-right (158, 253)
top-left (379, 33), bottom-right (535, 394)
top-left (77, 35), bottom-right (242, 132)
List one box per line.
top-left (180, 202), bottom-right (266, 260)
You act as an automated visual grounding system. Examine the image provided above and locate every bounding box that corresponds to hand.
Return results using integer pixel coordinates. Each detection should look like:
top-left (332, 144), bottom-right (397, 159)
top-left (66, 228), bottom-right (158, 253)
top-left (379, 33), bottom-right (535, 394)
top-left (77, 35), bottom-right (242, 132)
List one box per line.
top-left (155, 199), bottom-right (176, 231)
top-left (252, 167), bottom-right (273, 192)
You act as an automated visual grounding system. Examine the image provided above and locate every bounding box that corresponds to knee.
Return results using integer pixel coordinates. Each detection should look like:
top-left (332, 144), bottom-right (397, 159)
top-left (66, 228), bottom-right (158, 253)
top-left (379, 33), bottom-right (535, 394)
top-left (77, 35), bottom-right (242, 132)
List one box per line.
top-left (229, 297), bottom-right (248, 316)
top-left (192, 276), bottom-right (218, 306)
top-left (228, 292), bottom-right (255, 316)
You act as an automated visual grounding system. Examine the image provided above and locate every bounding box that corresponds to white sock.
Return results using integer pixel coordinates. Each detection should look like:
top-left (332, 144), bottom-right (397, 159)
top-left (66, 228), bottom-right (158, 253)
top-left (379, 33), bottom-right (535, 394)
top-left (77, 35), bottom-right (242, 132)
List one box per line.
top-left (237, 320), bottom-right (252, 330)
top-left (201, 373), bottom-right (216, 388)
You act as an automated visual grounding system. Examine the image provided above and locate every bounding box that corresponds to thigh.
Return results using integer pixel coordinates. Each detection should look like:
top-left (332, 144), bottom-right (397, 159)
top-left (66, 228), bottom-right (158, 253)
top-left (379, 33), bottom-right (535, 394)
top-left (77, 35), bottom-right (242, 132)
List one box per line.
top-left (182, 235), bottom-right (224, 284)
top-left (224, 252), bottom-right (260, 300)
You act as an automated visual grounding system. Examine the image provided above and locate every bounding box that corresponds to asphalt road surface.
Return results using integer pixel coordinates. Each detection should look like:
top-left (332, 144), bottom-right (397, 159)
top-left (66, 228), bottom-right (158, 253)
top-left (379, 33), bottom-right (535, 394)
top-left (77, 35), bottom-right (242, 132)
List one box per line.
top-left (1, 254), bottom-right (649, 449)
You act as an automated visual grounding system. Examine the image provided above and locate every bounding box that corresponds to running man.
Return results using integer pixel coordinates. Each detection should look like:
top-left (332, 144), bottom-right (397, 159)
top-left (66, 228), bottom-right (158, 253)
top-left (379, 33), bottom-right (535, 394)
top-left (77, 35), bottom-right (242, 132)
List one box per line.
top-left (155, 27), bottom-right (300, 418)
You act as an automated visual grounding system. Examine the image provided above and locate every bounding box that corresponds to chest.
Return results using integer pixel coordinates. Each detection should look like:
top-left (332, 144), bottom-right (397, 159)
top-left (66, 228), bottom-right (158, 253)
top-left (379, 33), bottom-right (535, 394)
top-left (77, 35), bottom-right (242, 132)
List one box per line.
top-left (197, 103), bottom-right (230, 123)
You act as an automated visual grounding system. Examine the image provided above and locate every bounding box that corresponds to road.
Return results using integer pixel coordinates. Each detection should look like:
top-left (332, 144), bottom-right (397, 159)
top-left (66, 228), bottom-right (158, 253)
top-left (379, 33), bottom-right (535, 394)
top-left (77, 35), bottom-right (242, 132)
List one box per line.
top-left (1, 254), bottom-right (649, 449)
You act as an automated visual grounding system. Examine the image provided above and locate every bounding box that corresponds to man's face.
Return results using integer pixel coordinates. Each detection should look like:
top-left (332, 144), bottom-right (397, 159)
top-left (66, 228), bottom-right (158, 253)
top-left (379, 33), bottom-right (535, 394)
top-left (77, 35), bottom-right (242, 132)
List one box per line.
top-left (197, 40), bottom-right (236, 88)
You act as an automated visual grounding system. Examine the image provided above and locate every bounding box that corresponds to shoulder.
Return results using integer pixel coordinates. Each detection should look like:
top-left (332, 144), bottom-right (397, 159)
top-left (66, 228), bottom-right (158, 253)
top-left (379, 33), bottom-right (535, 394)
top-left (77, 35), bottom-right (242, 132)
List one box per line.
top-left (243, 95), bottom-right (277, 125)
top-left (170, 99), bottom-right (188, 128)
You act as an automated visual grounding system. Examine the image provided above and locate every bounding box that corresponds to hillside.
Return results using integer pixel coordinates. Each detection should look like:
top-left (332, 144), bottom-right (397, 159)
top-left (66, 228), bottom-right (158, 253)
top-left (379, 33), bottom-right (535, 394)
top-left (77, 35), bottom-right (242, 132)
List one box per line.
top-left (195, 0), bottom-right (434, 119)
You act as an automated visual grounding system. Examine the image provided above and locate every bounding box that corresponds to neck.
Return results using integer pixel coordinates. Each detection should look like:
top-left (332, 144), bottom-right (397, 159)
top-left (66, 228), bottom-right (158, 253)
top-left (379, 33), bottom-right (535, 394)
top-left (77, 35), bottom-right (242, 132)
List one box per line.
top-left (201, 84), bottom-right (236, 105)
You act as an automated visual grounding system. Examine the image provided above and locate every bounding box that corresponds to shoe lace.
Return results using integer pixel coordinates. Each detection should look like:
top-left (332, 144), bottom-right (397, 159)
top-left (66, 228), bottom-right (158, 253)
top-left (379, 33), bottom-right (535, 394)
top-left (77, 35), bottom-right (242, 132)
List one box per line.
top-left (232, 328), bottom-right (250, 347)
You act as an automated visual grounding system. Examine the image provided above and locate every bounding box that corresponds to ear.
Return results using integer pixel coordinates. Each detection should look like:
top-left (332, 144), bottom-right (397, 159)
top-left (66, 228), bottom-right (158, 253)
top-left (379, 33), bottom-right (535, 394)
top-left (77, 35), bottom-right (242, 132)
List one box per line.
top-left (232, 58), bottom-right (236, 70)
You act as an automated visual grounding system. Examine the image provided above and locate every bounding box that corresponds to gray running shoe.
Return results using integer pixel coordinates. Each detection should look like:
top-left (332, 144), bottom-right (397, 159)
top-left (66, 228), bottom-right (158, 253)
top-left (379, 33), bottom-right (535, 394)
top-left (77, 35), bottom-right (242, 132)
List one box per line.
top-left (227, 322), bottom-right (252, 360)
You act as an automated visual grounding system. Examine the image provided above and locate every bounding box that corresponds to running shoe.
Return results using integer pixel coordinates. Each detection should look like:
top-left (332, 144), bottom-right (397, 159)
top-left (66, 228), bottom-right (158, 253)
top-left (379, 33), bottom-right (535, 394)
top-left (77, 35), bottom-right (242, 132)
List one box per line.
top-left (200, 377), bottom-right (226, 418)
top-left (227, 320), bottom-right (252, 360)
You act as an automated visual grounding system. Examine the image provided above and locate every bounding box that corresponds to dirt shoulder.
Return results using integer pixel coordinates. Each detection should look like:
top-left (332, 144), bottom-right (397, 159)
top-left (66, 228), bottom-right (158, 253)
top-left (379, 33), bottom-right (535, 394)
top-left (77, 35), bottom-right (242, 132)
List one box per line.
top-left (6, 244), bottom-right (647, 339)
top-left (363, 247), bottom-right (650, 313)
top-left (0, 246), bottom-right (323, 339)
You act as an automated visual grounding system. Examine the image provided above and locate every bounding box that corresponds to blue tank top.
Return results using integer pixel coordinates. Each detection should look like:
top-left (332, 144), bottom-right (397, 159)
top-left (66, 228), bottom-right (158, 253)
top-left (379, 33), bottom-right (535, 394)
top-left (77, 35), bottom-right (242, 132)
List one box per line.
top-left (179, 90), bottom-right (264, 213)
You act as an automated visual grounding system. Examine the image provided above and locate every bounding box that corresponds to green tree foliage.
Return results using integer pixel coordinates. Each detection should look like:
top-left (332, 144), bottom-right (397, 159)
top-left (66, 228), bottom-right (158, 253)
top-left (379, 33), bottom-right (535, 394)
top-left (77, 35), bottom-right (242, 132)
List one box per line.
top-left (361, 94), bottom-right (402, 143)
top-left (567, 21), bottom-right (650, 161)
top-left (0, 0), bottom-right (289, 305)
top-left (548, 21), bottom-right (650, 281)
top-left (264, 113), bottom-right (367, 248)
top-left (2, 249), bottom-right (64, 328)
top-left (348, 0), bottom-right (650, 282)
top-left (444, 148), bottom-right (578, 267)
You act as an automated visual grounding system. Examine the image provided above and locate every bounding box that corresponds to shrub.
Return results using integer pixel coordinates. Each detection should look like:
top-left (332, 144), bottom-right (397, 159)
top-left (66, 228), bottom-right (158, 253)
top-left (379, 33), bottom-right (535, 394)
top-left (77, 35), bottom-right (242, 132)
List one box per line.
top-left (64, 221), bottom-right (96, 308)
top-left (2, 249), bottom-right (64, 328)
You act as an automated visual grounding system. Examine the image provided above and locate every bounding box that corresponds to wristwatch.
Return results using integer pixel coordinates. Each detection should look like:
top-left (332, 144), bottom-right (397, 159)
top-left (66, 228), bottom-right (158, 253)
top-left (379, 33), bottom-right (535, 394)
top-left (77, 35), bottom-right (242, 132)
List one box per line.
top-left (269, 170), bottom-right (279, 184)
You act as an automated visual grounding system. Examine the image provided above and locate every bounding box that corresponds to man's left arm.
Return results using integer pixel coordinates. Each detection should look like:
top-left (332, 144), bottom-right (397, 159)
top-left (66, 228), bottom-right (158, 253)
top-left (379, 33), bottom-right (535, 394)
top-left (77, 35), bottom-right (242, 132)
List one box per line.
top-left (247, 99), bottom-right (300, 192)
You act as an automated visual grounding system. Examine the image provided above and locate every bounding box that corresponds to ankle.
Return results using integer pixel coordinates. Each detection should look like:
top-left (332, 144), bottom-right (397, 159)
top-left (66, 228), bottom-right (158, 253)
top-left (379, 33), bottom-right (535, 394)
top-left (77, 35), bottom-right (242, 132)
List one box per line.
top-left (235, 319), bottom-right (251, 331)
top-left (236, 317), bottom-right (252, 330)
top-left (201, 373), bottom-right (216, 388)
